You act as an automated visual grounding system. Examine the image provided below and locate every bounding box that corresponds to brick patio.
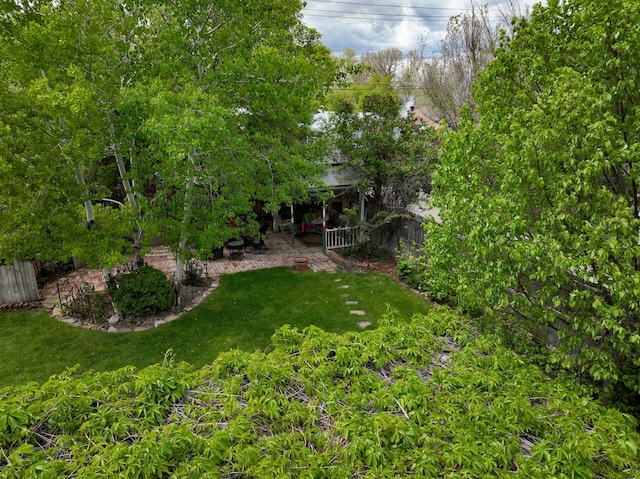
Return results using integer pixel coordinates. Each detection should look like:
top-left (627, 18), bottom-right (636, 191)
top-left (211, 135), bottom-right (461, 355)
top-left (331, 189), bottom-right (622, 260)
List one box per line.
top-left (40, 231), bottom-right (339, 309)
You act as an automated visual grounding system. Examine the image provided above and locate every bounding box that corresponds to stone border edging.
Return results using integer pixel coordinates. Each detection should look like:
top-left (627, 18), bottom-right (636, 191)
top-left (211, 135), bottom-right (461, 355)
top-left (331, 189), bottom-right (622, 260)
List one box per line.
top-left (49, 279), bottom-right (221, 333)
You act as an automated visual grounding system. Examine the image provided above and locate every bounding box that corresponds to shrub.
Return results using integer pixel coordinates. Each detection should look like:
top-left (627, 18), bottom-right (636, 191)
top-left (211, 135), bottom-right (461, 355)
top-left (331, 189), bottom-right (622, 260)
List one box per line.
top-left (396, 254), bottom-right (428, 291)
top-left (113, 265), bottom-right (173, 316)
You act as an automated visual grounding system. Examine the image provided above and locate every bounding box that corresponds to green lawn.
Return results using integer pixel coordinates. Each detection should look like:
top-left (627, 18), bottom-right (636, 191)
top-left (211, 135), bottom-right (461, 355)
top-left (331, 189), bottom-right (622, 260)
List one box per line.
top-left (0, 267), bottom-right (432, 387)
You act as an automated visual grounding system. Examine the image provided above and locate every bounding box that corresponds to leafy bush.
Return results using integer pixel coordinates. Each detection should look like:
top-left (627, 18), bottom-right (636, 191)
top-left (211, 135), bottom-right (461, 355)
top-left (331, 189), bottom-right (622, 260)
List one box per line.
top-left (396, 254), bottom-right (428, 290)
top-left (396, 254), bottom-right (456, 303)
top-left (113, 265), bottom-right (173, 316)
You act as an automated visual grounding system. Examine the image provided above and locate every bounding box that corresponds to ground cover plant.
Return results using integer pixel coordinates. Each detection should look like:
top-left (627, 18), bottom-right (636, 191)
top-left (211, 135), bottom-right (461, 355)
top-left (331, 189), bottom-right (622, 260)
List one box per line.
top-left (0, 268), bottom-right (432, 387)
top-left (0, 309), bottom-right (638, 478)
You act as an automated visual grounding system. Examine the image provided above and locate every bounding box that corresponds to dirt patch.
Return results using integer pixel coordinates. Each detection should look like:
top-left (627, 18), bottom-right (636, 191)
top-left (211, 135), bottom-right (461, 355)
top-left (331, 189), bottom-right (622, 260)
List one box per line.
top-left (325, 250), bottom-right (397, 278)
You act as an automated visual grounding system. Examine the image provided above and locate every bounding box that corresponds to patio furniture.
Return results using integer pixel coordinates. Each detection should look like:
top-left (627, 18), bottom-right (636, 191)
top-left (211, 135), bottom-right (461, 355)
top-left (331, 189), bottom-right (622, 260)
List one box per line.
top-left (302, 213), bottom-right (328, 232)
top-left (244, 223), bottom-right (268, 253)
top-left (210, 245), bottom-right (224, 260)
top-left (274, 213), bottom-right (293, 234)
top-left (227, 240), bottom-right (244, 259)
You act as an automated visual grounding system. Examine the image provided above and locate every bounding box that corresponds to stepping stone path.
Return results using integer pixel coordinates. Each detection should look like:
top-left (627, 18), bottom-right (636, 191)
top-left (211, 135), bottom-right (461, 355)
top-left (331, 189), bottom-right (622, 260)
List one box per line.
top-left (335, 278), bottom-right (367, 327)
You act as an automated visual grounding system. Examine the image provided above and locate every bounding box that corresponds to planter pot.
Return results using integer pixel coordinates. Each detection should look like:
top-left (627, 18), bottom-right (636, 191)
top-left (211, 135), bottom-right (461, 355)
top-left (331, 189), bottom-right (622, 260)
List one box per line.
top-left (294, 256), bottom-right (309, 272)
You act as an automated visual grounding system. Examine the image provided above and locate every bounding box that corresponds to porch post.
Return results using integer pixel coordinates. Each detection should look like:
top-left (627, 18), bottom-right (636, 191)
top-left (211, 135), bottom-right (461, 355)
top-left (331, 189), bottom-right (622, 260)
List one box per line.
top-left (322, 202), bottom-right (327, 250)
top-left (359, 188), bottom-right (366, 242)
top-left (290, 203), bottom-right (295, 245)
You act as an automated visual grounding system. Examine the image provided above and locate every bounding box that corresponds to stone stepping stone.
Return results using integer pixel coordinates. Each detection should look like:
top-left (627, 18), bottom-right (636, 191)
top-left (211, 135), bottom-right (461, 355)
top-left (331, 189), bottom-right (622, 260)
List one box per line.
top-left (334, 278), bottom-right (342, 282)
top-left (350, 310), bottom-right (366, 315)
top-left (357, 321), bottom-right (372, 329)
top-left (341, 293), bottom-right (350, 298)
top-left (345, 300), bottom-right (358, 305)
top-left (338, 284), bottom-right (350, 289)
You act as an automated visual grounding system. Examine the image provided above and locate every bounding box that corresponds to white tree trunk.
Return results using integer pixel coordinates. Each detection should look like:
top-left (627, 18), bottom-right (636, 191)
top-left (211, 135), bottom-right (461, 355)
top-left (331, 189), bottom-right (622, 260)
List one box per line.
top-left (76, 164), bottom-right (124, 320)
top-left (173, 169), bottom-right (195, 307)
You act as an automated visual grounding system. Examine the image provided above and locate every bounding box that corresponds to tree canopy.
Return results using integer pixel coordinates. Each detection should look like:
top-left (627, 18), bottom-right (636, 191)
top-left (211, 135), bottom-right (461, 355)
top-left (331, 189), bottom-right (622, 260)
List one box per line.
top-left (0, 0), bottom-right (135, 266)
top-left (413, 1), bottom-right (526, 129)
top-left (0, 309), bottom-right (637, 477)
top-left (0, 0), bottom-right (338, 269)
top-left (423, 0), bottom-right (640, 402)
top-left (333, 94), bottom-right (438, 215)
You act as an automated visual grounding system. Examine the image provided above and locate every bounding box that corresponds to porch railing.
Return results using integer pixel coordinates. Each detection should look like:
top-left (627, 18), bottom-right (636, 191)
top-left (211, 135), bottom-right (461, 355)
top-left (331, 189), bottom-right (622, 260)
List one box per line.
top-left (324, 226), bottom-right (359, 250)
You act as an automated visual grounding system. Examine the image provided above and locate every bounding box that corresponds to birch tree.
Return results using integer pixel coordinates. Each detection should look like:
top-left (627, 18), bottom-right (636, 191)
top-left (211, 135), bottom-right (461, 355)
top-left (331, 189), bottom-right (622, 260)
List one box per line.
top-left (0, 0), bottom-right (135, 269)
top-left (0, 0), bottom-right (338, 298)
top-left (117, 0), bottom-right (338, 293)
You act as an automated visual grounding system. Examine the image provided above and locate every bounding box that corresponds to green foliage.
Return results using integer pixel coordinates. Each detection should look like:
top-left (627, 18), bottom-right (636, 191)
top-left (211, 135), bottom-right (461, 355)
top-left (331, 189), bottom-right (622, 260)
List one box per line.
top-left (325, 75), bottom-right (396, 113)
top-left (333, 94), bottom-right (438, 216)
top-left (0, 0), bottom-right (136, 266)
top-left (113, 266), bottom-right (173, 316)
top-left (396, 254), bottom-right (429, 291)
top-left (0, 0), bottom-right (339, 269)
top-left (0, 309), bottom-right (638, 477)
top-left (116, 0), bottom-right (339, 264)
top-left (423, 0), bottom-right (640, 400)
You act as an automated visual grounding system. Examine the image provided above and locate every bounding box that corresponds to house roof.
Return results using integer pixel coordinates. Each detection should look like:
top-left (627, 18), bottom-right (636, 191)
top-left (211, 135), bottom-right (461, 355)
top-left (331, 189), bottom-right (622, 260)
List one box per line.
top-left (411, 107), bottom-right (443, 130)
top-left (407, 194), bottom-right (442, 224)
top-left (318, 166), bottom-right (354, 188)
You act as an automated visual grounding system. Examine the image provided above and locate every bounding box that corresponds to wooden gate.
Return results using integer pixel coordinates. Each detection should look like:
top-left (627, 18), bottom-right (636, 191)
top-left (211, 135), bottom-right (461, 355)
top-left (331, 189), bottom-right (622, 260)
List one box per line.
top-left (324, 226), bottom-right (359, 250)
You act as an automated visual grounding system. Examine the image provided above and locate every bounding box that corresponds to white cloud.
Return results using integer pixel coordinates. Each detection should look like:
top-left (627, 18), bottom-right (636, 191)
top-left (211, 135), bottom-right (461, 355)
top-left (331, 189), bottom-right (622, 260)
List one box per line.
top-left (302, 0), bottom-right (542, 58)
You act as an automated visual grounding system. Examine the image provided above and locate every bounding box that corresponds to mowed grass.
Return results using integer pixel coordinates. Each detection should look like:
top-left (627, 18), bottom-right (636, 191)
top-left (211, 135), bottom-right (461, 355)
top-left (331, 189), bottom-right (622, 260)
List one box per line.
top-left (0, 267), bottom-right (432, 387)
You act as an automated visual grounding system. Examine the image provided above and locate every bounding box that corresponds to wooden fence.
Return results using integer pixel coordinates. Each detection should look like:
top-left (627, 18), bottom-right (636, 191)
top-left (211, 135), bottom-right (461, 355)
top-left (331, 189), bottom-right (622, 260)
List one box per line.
top-left (324, 217), bottom-right (426, 256)
top-left (0, 260), bottom-right (40, 304)
top-left (371, 216), bottom-right (425, 258)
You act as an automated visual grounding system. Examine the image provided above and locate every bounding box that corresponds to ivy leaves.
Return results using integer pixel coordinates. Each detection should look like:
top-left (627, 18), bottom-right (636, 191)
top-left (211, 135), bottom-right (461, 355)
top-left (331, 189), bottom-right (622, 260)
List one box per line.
top-left (1, 309), bottom-right (638, 477)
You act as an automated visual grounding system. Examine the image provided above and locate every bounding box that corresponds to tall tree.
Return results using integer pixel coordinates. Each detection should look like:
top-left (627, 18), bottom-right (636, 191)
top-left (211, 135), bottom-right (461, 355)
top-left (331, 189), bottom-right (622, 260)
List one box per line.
top-left (333, 93), bottom-right (438, 233)
top-left (0, 0), bottom-right (136, 268)
top-left (362, 48), bottom-right (404, 82)
top-left (397, 37), bottom-right (427, 104)
top-left (0, 0), bottom-right (338, 293)
top-left (418, 1), bottom-right (524, 129)
top-left (116, 0), bottom-right (338, 292)
top-left (423, 0), bottom-right (640, 400)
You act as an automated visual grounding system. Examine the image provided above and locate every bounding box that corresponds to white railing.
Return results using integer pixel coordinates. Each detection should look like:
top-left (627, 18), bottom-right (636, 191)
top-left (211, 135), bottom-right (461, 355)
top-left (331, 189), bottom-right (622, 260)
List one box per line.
top-left (324, 226), bottom-right (359, 250)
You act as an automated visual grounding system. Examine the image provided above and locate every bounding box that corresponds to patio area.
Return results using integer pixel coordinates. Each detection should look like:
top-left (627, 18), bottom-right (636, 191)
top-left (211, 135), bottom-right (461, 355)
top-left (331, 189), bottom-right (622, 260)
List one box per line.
top-left (40, 231), bottom-right (339, 310)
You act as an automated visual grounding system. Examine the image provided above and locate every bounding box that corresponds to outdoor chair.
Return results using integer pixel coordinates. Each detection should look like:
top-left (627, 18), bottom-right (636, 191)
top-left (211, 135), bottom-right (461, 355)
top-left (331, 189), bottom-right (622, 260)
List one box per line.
top-left (245, 223), bottom-right (269, 254)
top-left (274, 214), bottom-right (293, 234)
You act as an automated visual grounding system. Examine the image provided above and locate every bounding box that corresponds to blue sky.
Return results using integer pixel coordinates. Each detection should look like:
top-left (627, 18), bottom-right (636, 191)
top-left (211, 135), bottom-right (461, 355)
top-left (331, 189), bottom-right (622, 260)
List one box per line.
top-left (301, 0), bottom-right (541, 58)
